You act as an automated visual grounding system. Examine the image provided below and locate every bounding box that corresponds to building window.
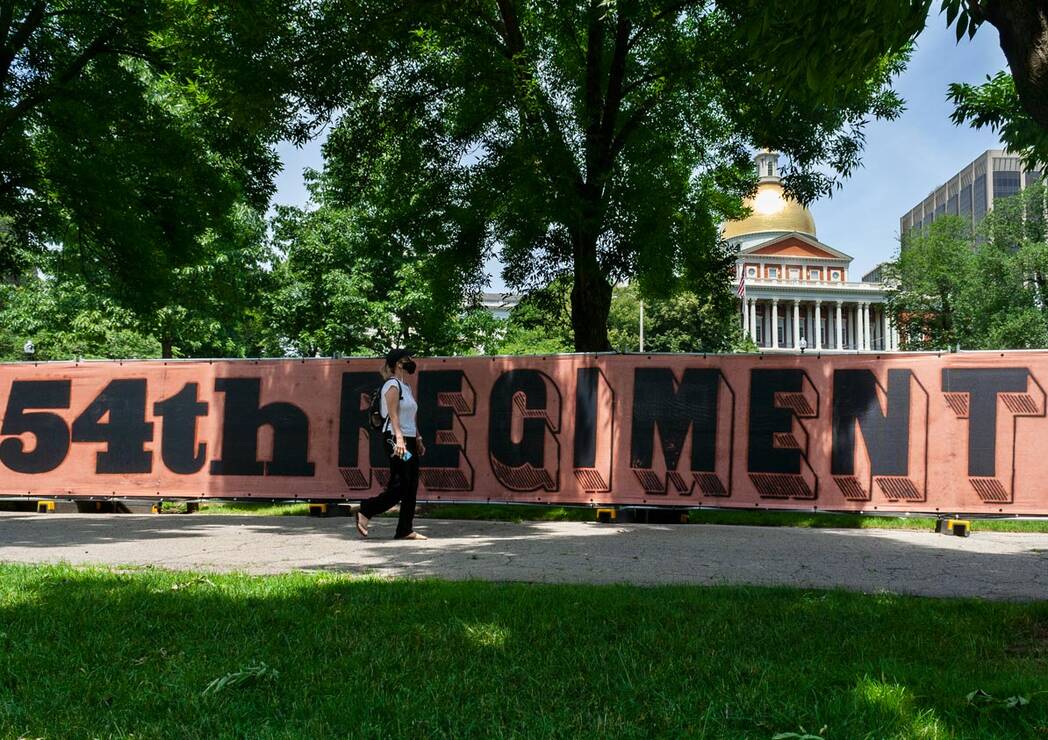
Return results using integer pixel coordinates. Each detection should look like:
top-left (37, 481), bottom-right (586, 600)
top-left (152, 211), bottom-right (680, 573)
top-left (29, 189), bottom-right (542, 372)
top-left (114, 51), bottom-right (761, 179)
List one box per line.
top-left (947, 193), bottom-right (958, 215)
top-left (747, 267), bottom-right (756, 277)
top-left (789, 268), bottom-right (800, 279)
top-left (809, 269), bottom-right (820, 280)
top-left (974, 174), bottom-right (987, 222)
top-left (1025, 170), bottom-right (1042, 187)
top-left (767, 267), bottom-right (778, 278)
top-left (993, 170), bottom-right (1021, 202)
top-left (960, 183), bottom-right (973, 221)
top-left (831, 270), bottom-right (841, 280)
top-left (777, 317), bottom-right (785, 345)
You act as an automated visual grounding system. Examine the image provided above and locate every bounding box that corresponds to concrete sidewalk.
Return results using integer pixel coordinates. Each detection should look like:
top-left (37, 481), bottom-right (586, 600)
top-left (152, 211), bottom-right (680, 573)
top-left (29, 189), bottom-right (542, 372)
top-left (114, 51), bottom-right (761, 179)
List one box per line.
top-left (1, 513), bottom-right (1046, 600)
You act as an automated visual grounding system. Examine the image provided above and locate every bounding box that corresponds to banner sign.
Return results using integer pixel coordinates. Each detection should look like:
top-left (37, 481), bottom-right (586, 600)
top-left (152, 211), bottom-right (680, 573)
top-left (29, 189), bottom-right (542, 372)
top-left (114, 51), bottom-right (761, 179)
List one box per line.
top-left (1, 353), bottom-right (1047, 515)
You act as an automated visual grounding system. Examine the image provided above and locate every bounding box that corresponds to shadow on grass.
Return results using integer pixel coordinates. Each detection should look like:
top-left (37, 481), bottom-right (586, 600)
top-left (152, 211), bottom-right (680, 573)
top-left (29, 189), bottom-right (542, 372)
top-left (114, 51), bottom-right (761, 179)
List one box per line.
top-left (0, 564), bottom-right (1045, 738)
top-left (1, 512), bottom-right (1047, 601)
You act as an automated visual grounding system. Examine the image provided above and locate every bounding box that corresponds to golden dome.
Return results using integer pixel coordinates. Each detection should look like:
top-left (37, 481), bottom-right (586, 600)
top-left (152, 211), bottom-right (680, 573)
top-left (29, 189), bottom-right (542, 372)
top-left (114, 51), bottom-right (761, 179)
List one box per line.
top-left (722, 181), bottom-right (816, 239)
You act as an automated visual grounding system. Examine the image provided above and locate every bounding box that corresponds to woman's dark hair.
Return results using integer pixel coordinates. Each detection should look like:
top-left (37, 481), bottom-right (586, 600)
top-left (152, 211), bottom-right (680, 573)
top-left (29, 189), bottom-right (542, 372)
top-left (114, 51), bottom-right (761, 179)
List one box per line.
top-left (384, 348), bottom-right (413, 370)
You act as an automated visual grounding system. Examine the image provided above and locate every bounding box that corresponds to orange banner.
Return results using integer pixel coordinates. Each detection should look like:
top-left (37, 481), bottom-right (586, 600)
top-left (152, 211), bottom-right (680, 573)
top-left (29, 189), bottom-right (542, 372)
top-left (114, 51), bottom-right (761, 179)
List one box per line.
top-left (1, 353), bottom-right (1046, 515)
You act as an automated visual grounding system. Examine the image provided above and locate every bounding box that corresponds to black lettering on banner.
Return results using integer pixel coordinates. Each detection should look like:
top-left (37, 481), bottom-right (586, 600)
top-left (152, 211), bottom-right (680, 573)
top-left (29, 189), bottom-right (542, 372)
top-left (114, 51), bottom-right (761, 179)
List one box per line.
top-left (0, 379), bottom-right (71, 474)
top-left (942, 367), bottom-right (1046, 503)
top-left (748, 369), bottom-right (819, 499)
top-left (209, 378), bottom-right (315, 476)
top-left (573, 367), bottom-right (614, 493)
top-left (153, 383), bottom-right (208, 474)
top-left (831, 369), bottom-right (928, 502)
top-left (488, 369), bottom-right (561, 492)
top-left (629, 368), bottom-right (732, 496)
top-left (71, 379), bottom-right (153, 474)
top-left (337, 372), bottom-right (387, 490)
top-left (417, 370), bottom-right (476, 492)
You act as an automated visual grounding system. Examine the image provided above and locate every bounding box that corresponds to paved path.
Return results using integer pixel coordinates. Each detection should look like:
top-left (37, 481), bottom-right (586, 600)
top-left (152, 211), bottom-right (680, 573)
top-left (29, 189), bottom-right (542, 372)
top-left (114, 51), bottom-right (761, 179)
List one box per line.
top-left (1, 513), bottom-right (1046, 601)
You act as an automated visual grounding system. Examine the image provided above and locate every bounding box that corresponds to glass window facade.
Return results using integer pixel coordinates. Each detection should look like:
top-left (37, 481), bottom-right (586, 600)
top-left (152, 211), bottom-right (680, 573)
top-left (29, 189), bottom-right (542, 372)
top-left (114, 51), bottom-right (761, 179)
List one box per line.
top-left (959, 183), bottom-right (973, 223)
top-left (974, 174), bottom-right (987, 222)
top-left (993, 170), bottom-right (1021, 201)
top-left (935, 202), bottom-right (946, 218)
top-left (1026, 170), bottom-right (1043, 187)
top-left (947, 194), bottom-right (958, 215)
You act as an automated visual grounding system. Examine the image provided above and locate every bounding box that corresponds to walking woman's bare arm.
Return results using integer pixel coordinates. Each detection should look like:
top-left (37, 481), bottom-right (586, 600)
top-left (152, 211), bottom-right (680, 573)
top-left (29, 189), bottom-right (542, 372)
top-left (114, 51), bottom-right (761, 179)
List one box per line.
top-left (385, 384), bottom-right (406, 456)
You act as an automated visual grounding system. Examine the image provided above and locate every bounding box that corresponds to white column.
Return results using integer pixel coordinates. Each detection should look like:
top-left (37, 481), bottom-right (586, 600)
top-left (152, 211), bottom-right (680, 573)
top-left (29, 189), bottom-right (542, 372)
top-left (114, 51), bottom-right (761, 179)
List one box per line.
top-left (814, 300), bottom-right (823, 350)
top-left (742, 298), bottom-right (749, 336)
top-left (862, 303), bottom-right (871, 351)
top-left (750, 300), bottom-right (758, 343)
top-left (835, 301), bottom-right (843, 350)
top-left (771, 299), bottom-right (779, 349)
top-left (851, 305), bottom-right (859, 351)
top-left (857, 303), bottom-right (865, 351)
top-left (792, 300), bottom-right (800, 350)
top-left (865, 304), bottom-right (872, 350)
top-left (883, 307), bottom-right (891, 352)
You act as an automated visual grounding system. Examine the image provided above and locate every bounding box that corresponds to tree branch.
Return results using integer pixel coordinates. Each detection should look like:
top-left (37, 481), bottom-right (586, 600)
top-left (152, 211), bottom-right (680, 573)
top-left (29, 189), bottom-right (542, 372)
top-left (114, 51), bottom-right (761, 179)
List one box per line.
top-left (626, 0), bottom-right (703, 51)
top-left (0, 0), bottom-right (46, 90)
top-left (0, 24), bottom-right (123, 137)
top-left (596, 13), bottom-right (631, 174)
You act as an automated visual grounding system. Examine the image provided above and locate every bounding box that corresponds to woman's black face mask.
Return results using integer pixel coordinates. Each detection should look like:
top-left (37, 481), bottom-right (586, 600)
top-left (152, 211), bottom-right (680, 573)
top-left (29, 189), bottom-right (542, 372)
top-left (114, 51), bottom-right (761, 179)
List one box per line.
top-left (402, 360), bottom-right (417, 374)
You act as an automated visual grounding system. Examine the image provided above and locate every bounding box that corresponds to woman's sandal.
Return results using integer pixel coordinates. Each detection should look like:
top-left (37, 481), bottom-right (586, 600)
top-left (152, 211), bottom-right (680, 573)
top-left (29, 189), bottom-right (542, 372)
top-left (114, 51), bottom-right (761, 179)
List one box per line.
top-left (355, 512), bottom-right (369, 538)
top-left (396, 531), bottom-right (428, 540)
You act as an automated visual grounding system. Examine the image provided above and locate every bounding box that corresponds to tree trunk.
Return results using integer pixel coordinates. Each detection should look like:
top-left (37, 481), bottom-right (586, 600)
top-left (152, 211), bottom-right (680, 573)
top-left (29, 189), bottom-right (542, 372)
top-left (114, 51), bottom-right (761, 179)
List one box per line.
top-left (161, 339), bottom-right (173, 359)
top-left (986, 1), bottom-right (1048, 133)
top-left (570, 235), bottom-right (613, 351)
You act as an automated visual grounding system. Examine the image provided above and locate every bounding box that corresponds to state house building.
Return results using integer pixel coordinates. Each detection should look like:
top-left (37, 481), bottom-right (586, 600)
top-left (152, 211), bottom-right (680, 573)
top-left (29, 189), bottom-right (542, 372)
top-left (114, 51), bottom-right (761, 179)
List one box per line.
top-left (726, 151), bottom-right (897, 352)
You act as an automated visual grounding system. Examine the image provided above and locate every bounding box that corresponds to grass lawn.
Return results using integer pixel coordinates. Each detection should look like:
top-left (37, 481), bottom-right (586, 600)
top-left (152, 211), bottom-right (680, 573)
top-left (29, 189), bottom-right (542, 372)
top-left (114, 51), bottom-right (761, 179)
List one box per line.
top-left (0, 564), bottom-right (1045, 738)
top-left (185, 501), bottom-right (1048, 533)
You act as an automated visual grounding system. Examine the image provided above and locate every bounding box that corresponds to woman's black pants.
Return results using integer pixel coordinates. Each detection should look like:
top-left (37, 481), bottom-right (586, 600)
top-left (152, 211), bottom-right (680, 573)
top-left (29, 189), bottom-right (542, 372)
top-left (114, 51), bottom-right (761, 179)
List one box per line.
top-left (359, 435), bottom-right (419, 538)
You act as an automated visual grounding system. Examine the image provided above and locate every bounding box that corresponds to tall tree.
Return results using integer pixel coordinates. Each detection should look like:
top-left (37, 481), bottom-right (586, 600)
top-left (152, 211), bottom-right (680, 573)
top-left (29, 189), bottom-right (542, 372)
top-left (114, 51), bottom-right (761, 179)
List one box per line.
top-left (607, 281), bottom-right (749, 353)
top-left (269, 172), bottom-right (499, 358)
top-left (304, 0), bottom-right (926, 351)
top-left (2, 203), bottom-right (284, 360)
top-left (886, 184), bottom-right (1048, 350)
top-left (941, 1), bottom-right (1048, 165)
top-left (0, 1), bottom-right (312, 292)
top-left (885, 217), bottom-right (980, 350)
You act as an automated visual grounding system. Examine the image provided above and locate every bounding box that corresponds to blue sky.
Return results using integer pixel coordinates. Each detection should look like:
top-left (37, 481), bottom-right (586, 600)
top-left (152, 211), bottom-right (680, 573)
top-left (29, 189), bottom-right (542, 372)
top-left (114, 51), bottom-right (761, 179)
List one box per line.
top-left (273, 10), bottom-right (1008, 289)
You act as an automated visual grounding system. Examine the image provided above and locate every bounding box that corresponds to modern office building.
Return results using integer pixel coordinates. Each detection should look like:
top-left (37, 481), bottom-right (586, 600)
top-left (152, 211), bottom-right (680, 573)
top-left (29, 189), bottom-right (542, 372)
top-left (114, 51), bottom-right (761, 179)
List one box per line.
top-left (900, 149), bottom-right (1043, 238)
top-left (725, 151), bottom-right (897, 352)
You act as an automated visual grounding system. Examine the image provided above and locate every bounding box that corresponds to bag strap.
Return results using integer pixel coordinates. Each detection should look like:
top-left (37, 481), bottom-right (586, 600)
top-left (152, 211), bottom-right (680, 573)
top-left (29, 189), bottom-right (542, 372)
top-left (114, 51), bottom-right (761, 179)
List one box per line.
top-left (382, 379), bottom-right (404, 433)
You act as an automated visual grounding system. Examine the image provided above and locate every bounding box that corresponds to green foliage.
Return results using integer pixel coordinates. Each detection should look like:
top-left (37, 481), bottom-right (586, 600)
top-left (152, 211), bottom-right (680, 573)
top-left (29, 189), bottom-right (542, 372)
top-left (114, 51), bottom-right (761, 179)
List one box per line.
top-left (0, 564), bottom-right (1046, 737)
top-left (268, 178), bottom-right (500, 357)
top-left (491, 279), bottom-right (575, 355)
top-left (304, 1), bottom-right (922, 349)
top-left (608, 282), bottom-right (748, 353)
top-left (0, 1), bottom-right (311, 290)
top-left (948, 72), bottom-right (1048, 170)
top-left (886, 185), bottom-right (1048, 350)
top-left (0, 203), bottom-right (283, 360)
top-left (938, 1), bottom-right (1048, 168)
top-left (0, 271), bottom-right (160, 361)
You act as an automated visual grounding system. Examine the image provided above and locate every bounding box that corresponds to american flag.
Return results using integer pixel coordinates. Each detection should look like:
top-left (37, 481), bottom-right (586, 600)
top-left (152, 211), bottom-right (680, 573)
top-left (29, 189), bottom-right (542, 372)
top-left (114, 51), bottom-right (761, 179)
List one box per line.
top-left (736, 268), bottom-right (746, 300)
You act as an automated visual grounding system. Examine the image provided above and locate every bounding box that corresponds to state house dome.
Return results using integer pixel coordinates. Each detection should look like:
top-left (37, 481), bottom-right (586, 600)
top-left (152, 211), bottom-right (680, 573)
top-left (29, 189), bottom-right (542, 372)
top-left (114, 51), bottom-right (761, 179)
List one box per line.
top-left (721, 151), bottom-right (816, 240)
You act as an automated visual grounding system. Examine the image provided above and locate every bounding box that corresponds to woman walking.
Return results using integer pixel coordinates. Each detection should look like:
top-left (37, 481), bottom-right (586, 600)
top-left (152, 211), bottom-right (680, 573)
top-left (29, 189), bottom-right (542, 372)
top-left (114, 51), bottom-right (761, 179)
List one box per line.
top-left (355, 349), bottom-right (427, 540)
